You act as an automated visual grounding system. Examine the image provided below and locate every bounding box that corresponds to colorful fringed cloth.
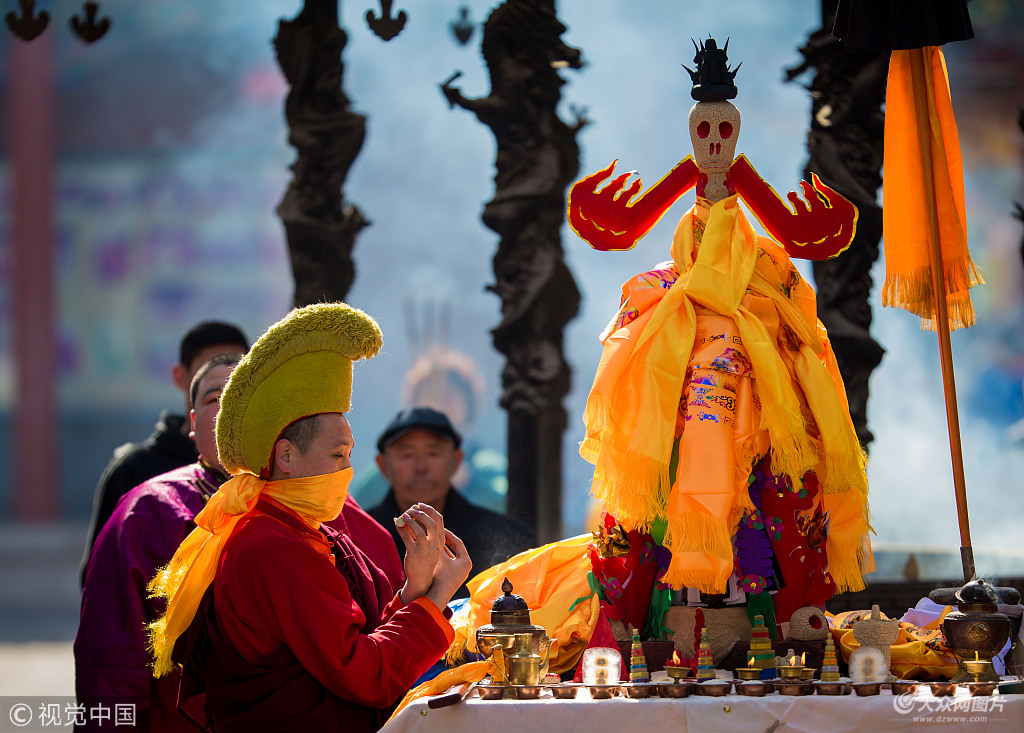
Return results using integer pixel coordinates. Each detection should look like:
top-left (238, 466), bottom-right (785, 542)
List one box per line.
top-left (580, 196), bottom-right (870, 594)
top-left (882, 46), bottom-right (983, 331)
top-left (444, 535), bottom-right (600, 674)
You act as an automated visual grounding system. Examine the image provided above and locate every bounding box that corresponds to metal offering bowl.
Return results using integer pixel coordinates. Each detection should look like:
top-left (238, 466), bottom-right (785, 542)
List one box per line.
top-left (587, 684), bottom-right (621, 699)
top-left (813, 680), bottom-right (850, 696)
top-left (968, 681), bottom-right (999, 697)
top-left (621, 682), bottom-right (657, 699)
top-left (890, 680), bottom-right (920, 696)
top-left (658, 681), bottom-right (693, 698)
top-left (550, 684), bottom-right (581, 699)
top-left (699, 681), bottom-right (732, 697)
top-left (735, 680), bottom-right (770, 697)
top-left (513, 685), bottom-right (545, 700)
top-left (928, 681), bottom-right (958, 697)
top-left (776, 680), bottom-right (810, 696)
top-left (476, 685), bottom-right (507, 700)
top-left (852, 682), bottom-right (882, 696)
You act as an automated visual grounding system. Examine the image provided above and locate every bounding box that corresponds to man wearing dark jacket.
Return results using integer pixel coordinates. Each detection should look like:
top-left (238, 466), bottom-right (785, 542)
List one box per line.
top-left (79, 321), bottom-right (249, 584)
top-left (76, 353), bottom-right (242, 732)
top-left (368, 407), bottom-right (536, 597)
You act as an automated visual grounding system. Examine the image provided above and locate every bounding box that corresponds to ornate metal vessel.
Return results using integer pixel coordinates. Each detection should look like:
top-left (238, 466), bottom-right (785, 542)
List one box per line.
top-left (475, 578), bottom-right (550, 685)
top-left (929, 579), bottom-right (1020, 683)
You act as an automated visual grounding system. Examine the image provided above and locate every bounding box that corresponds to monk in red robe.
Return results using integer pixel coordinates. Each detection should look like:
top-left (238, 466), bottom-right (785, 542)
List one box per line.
top-left (148, 302), bottom-right (471, 732)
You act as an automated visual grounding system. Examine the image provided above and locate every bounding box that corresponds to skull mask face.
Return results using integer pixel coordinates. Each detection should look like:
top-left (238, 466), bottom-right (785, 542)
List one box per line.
top-left (689, 100), bottom-right (741, 174)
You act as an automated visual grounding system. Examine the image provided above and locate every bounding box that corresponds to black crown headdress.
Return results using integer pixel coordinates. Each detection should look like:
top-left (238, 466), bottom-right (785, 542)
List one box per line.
top-left (684, 37), bottom-right (740, 102)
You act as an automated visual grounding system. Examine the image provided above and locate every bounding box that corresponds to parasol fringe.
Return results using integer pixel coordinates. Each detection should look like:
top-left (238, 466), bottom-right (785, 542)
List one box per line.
top-left (881, 255), bottom-right (984, 331)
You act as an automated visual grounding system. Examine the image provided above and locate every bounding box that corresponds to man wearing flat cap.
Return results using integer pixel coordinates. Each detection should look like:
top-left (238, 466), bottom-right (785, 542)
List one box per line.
top-left (369, 406), bottom-right (536, 597)
top-left (148, 303), bottom-right (470, 733)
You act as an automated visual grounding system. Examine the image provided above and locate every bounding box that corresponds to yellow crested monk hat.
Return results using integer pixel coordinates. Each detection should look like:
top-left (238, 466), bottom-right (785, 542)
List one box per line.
top-left (216, 301), bottom-right (383, 478)
top-left (147, 302), bottom-right (382, 678)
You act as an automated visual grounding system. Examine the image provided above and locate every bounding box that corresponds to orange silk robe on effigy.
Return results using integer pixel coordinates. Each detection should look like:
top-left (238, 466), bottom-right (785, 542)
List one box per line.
top-left (580, 195), bottom-right (872, 595)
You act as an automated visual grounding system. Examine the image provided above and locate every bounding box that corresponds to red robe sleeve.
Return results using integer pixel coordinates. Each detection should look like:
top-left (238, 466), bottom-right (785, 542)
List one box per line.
top-left (215, 516), bottom-right (453, 709)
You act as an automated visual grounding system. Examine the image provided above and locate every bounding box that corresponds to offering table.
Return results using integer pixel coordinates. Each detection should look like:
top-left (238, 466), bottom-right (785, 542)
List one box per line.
top-left (381, 685), bottom-right (1024, 733)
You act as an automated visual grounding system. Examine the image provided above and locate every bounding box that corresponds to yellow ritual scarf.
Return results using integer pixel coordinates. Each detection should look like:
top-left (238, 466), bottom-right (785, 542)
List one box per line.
top-left (830, 609), bottom-right (958, 680)
top-left (882, 46), bottom-right (983, 331)
top-left (147, 468), bottom-right (353, 677)
top-left (581, 196), bottom-right (869, 593)
top-left (388, 660), bottom-right (496, 722)
top-left (444, 535), bottom-right (600, 674)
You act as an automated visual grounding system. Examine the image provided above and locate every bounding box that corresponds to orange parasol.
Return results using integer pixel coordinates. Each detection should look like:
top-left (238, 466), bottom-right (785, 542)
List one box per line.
top-left (833, 0), bottom-right (980, 582)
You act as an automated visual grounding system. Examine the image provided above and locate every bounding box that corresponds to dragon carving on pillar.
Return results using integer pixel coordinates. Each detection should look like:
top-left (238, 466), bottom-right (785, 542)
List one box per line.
top-left (275, 0), bottom-right (368, 308)
top-left (441, 0), bottom-right (584, 538)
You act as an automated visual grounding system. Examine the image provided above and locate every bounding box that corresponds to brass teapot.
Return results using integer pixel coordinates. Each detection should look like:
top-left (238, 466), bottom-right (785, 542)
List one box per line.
top-left (475, 578), bottom-right (550, 685)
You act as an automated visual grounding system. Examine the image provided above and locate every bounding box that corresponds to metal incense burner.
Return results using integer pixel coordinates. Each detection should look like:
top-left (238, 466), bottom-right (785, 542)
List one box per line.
top-left (929, 579), bottom-right (1020, 683)
top-left (475, 578), bottom-right (550, 686)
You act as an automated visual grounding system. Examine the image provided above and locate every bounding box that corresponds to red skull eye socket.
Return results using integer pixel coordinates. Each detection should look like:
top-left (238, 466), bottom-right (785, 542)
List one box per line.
top-left (696, 121), bottom-right (711, 139)
top-left (719, 121), bottom-right (734, 139)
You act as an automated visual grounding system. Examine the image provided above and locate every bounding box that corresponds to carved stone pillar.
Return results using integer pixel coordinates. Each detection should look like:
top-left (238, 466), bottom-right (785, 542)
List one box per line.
top-left (274, 0), bottom-right (368, 307)
top-left (441, 0), bottom-right (584, 540)
top-left (787, 1), bottom-right (888, 447)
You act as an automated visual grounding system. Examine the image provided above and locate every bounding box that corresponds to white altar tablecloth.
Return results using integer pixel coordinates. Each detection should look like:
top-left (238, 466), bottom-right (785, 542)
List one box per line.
top-left (381, 686), bottom-right (1024, 733)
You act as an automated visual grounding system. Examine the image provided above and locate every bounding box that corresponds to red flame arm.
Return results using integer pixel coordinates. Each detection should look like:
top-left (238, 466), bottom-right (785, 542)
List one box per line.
top-left (568, 157), bottom-right (699, 252)
top-left (729, 154), bottom-right (858, 260)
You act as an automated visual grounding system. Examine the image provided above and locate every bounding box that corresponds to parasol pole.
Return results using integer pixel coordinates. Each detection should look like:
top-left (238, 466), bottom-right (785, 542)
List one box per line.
top-left (907, 47), bottom-right (974, 583)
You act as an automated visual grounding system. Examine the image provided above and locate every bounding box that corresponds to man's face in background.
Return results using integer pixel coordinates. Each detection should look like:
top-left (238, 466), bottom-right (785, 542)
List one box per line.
top-left (376, 429), bottom-right (463, 513)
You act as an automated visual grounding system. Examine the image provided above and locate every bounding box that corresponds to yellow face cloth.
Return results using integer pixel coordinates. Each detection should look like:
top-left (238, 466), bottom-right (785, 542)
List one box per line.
top-left (147, 467), bottom-right (353, 677)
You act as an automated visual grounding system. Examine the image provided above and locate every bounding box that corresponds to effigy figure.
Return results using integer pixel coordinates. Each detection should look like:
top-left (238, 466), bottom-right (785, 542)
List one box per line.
top-left (569, 38), bottom-right (873, 627)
